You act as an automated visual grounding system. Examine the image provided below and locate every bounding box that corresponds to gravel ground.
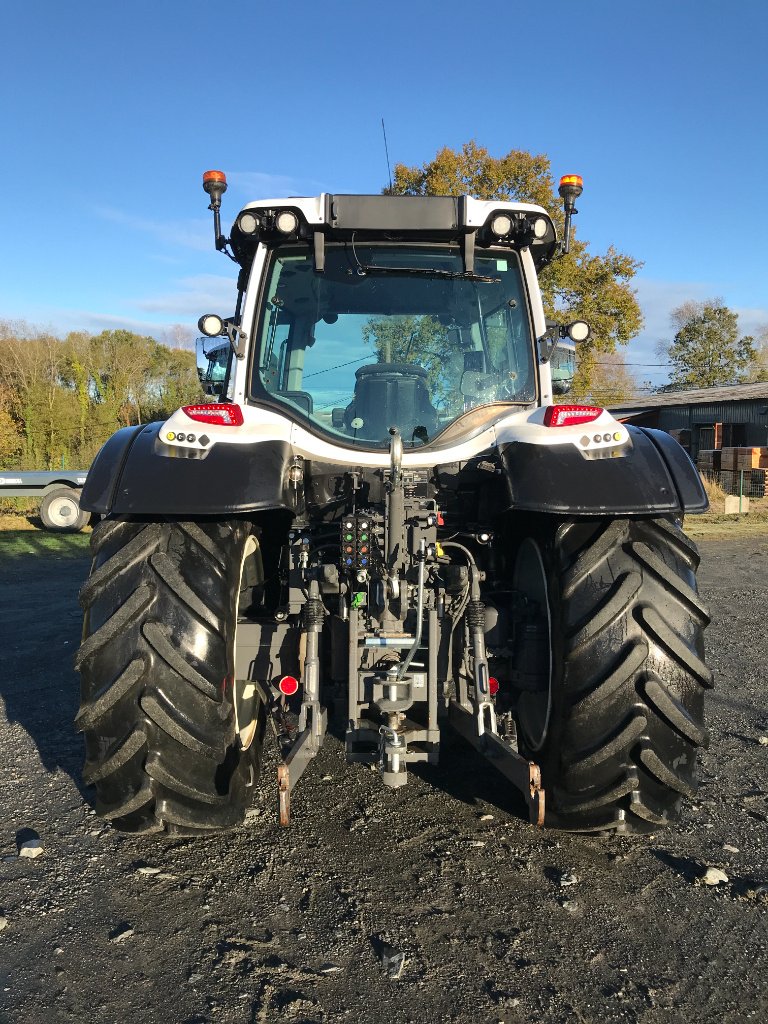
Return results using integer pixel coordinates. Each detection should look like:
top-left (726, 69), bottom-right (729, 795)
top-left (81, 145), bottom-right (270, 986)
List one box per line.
top-left (0, 531), bottom-right (766, 1024)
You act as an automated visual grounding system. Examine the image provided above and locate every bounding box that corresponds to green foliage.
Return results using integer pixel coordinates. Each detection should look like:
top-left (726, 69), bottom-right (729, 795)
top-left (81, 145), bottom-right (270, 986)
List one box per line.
top-left (0, 320), bottom-right (200, 470)
top-left (663, 300), bottom-right (756, 389)
top-left (390, 141), bottom-right (643, 395)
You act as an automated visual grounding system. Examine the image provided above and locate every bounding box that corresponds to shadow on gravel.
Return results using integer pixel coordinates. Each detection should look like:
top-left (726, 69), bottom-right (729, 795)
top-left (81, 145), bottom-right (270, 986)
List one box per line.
top-left (650, 848), bottom-right (702, 882)
top-left (322, 698), bottom-right (532, 822)
top-left (0, 541), bottom-right (92, 803)
top-left (410, 729), bottom-right (532, 822)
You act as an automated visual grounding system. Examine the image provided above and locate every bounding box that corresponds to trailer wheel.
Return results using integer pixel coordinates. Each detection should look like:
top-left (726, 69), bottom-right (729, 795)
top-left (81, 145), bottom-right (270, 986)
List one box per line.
top-left (75, 518), bottom-right (268, 835)
top-left (512, 516), bottom-right (711, 834)
top-left (40, 487), bottom-right (89, 532)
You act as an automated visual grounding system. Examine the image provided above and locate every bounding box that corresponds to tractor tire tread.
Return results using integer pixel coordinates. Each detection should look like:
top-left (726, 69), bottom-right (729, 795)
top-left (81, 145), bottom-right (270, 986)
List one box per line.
top-left (540, 515), bottom-right (709, 833)
top-left (76, 516), bottom-right (256, 835)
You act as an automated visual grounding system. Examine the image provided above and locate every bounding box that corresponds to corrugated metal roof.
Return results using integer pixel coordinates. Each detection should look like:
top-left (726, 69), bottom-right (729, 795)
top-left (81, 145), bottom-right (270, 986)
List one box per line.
top-left (609, 382), bottom-right (768, 412)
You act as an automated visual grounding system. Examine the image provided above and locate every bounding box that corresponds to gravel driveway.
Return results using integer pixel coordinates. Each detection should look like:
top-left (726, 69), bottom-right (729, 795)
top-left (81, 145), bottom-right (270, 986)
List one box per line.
top-left (0, 532), bottom-right (766, 1024)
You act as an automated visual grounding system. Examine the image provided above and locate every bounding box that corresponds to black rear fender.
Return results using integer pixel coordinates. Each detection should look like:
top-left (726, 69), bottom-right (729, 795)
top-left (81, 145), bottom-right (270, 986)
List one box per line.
top-left (497, 426), bottom-right (707, 515)
top-left (80, 423), bottom-right (298, 516)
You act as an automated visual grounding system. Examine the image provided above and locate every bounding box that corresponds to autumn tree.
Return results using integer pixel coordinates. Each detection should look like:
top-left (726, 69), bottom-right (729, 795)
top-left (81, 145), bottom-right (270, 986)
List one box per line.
top-left (572, 350), bottom-right (638, 405)
top-left (388, 141), bottom-right (643, 394)
top-left (0, 321), bottom-right (202, 470)
top-left (744, 324), bottom-right (768, 383)
top-left (660, 300), bottom-right (756, 389)
top-left (361, 315), bottom-right (461, 410)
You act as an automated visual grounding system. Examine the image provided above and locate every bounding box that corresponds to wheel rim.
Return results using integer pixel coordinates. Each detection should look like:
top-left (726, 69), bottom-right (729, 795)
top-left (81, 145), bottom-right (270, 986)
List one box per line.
top-left (47, 495), bottom-right (79, 526)
top-left (512, 538), bottom-right (553, 752)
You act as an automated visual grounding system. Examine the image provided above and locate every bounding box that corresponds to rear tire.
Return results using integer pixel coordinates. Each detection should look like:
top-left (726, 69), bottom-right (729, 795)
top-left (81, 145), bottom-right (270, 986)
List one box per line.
top-left (40, 487), bottom-right (89, 532)
top-left (75, 517), bottom-right (267, 835)
top-left (513, 516), bottom-right (711, 834)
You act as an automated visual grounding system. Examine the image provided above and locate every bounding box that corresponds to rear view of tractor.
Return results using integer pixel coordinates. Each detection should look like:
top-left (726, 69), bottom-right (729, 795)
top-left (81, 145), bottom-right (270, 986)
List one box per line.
top-left (75, 172), bottom-right (711, 837)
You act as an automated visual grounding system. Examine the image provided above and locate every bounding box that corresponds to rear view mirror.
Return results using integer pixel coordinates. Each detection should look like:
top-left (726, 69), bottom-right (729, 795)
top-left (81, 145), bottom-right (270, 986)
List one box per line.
top-left (196, 337), bottom-right (229, 396)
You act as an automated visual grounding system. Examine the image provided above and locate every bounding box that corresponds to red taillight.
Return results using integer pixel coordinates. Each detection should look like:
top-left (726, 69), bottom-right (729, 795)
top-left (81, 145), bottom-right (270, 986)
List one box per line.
top-left (278, 675), bottom-right (299, 696)
top-left (182, 403), bottom-right (244, 426)
top-left (543, 405), bottom-right (602, 428)
top-left (489, 677), bottom-right (499, 696)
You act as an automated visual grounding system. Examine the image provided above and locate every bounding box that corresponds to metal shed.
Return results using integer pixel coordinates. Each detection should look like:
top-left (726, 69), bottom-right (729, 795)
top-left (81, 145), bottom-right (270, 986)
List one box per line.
top-left (609, 383), bottom-right (768, 460)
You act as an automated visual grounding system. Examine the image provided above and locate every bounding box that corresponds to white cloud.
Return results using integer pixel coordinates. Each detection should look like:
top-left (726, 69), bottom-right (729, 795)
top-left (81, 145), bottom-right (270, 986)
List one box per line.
top-left (26, 309), bottom-right (183, 339)
top-left (132, 273), bottom-right (235, 315)
top-left (619, 279), bottom-right (768, 385)
top-left (226, 169), bottom-right (326, 199)
top-left (624, 278), bottom-right (721, 384)
top-left (734, 305), bottom-right (768, 338)
top-left (92, 205), bottom-right (212, 251)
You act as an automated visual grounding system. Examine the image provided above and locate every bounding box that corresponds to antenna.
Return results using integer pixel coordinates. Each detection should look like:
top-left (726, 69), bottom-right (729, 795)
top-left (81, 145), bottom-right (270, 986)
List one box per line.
top-left (381, 118), bottom-right (393, 193)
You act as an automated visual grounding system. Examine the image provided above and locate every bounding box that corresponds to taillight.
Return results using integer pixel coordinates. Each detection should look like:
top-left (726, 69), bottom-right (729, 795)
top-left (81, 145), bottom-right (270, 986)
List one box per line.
top-left (489, 677), bottom-right (499, 696)
top-left (543, 405), bottom-right (602, 428)
top-left (182, 403), bottom-right (244, 426)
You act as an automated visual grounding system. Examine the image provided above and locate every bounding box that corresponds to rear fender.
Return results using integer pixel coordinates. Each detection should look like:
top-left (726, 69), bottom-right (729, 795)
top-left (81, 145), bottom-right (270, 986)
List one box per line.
top-left (80, 422), bottom-right (298, 516)
top-left (497, 425), bottom-right (707, 515)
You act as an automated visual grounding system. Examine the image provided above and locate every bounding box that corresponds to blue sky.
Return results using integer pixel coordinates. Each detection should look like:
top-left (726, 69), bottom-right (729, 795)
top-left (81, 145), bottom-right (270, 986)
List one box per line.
top-left (2, 0), bottom-right (766, 387)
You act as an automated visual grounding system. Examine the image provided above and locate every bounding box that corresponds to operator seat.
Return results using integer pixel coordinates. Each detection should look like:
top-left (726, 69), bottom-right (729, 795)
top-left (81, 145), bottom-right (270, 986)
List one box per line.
top-left (276, 390), bottom-right (314, 416)
top-left (344, 363), bottom-right (438, 442)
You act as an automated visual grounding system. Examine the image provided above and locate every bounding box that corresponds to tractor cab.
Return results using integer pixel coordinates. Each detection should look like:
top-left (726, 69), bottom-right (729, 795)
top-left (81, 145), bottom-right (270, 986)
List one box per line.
top-left (196, 190), bottom-right (572, 450)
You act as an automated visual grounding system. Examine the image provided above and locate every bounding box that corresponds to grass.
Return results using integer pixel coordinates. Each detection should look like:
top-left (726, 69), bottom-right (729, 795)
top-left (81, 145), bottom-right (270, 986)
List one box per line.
top-left (700, 473), bottom-right (728, 506)
top-left (0, 529), bottom-right (91, 560)
top-left (685, 514), bottom-right (768, 541)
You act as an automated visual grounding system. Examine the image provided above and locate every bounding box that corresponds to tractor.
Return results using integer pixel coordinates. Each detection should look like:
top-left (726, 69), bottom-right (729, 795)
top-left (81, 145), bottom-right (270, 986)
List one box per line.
top-left (75, 172), bottom-right (710, 836)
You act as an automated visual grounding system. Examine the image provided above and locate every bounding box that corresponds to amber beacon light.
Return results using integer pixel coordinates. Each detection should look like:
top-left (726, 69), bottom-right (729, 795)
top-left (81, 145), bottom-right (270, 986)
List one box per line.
top-left (558, 173), bottom-right (583, 255)
top-left (202, 170), bottom-right (228, 250)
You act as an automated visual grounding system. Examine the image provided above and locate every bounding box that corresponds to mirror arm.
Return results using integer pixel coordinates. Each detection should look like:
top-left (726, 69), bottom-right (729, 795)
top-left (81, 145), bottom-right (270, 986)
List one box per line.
top-left (538, 322), bottom-right (560, 363)
top-left (224, 320), bottom-right (248, 359)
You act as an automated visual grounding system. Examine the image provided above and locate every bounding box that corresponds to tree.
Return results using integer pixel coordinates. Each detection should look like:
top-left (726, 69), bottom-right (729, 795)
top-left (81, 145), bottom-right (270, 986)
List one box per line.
top-left (388, 141), bottom-right (643, 394)
top-left (361, 315), bottom-right (460, 411)
top-left (661, 300), bottom-right (756, 389)
top-left (744, 324), bottom-right (768, 383)
top-left (572, 350), bottom-right (638, 405)
top-left (0, 320), bottom-right (204, 470)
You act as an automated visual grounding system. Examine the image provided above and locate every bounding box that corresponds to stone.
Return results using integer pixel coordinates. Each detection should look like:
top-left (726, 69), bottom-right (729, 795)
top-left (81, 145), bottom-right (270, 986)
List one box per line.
top-left (722, 844), bottom-right (740, 854)
top-left (479, 814), bottom-right (495, 822)
top-left (136, 866), bottom-right (161, 876)
top-left (380, 946), bottom-right (406, 980)
top-left (559, 871), bottom-right (579, 887)
top-left (0, 916), bottom-right (8, 932)
top-left (700, 867), bottom-right (729, 886)
top-left (109, 924), bottom-right (135, 943)
top-left (18, 839), bottom-right (43, 859)
top-left (758, 736), bottom-right (768, 746)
